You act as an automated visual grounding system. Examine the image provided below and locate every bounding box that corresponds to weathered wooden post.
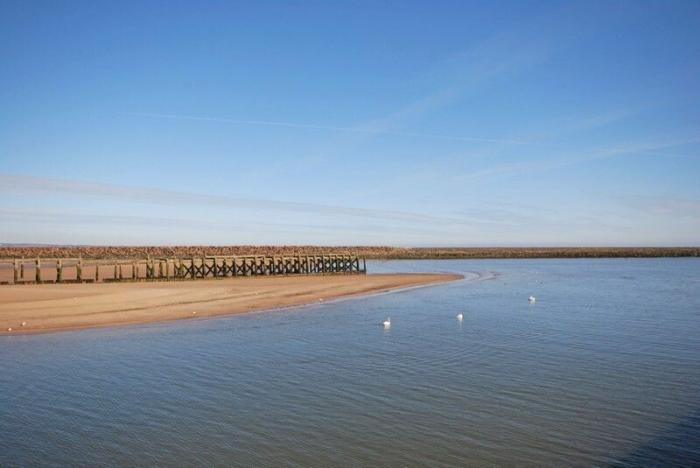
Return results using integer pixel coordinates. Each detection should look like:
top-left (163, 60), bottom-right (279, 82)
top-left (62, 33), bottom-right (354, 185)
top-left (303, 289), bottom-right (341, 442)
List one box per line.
top-left (13, 259), bottom-right (19, 284)
top-left (95, 262), bottom-right (100, 282)
top-left (77, 257), bottom-right (83, 282)
top-left (20, 258), bottom-right (25, 281)
top-left (57, 259), bottom-right (63, 283)
top-left (35, 257), bottom-right (41, 283)
top-left (132, 261), bottom-right (137, 280)
top-left (113, 263), bottom-right (118, 280)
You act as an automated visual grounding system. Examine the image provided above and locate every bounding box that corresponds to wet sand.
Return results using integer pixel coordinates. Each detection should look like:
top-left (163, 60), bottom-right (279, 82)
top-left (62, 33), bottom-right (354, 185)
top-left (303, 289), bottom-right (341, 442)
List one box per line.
top-left (0, 273), bottom-right (461, 334)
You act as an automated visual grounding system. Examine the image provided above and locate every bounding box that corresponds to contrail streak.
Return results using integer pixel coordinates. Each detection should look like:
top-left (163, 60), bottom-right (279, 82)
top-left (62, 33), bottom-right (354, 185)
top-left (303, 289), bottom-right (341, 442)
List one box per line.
top-left (123, 112), bottom-right (546, 146)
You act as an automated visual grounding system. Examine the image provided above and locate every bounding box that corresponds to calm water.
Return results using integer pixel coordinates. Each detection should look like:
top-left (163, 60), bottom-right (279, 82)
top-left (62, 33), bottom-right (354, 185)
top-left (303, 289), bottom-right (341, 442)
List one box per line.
top-left (1, 259), bottom-right (700, 467)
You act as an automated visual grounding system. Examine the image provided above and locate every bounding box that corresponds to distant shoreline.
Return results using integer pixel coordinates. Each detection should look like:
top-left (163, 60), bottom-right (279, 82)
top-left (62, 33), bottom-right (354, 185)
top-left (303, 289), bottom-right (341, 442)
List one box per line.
top-left (0, 246), bottom-right (698, 260)
top-left (0, 273), bottom-right (462, 335)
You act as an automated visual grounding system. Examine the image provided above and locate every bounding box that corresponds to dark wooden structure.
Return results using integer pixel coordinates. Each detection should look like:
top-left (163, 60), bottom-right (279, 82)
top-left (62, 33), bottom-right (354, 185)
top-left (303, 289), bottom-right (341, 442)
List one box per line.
top-left (0, 254), bottom-right (366, 285)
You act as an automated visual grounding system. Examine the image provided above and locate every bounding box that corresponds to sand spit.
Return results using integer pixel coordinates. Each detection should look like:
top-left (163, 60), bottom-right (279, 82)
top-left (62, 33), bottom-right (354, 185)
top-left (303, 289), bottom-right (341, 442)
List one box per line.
top-left (0, 273), bottom-right (461, 335)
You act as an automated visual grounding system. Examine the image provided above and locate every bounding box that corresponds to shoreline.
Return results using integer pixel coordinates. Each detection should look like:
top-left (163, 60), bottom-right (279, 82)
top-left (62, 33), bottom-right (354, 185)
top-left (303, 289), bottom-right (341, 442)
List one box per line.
top-left (0, 273), bottom-right (462, 336)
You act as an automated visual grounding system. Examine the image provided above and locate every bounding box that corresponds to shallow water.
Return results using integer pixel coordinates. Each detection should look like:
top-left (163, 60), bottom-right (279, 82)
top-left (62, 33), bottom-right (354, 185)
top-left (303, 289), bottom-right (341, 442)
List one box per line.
top-left (1, 259), bottom-right (699, 467)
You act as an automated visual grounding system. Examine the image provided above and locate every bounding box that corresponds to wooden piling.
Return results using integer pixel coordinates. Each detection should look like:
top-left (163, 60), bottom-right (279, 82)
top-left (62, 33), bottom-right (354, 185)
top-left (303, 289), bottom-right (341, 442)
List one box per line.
top-left (1, 253), bottom-right (366, 285)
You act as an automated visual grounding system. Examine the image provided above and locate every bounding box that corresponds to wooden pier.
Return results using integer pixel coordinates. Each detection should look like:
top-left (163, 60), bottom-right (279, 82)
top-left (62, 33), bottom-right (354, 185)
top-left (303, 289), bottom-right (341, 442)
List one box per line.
top-left (0, 254), bottom-right (366, 285)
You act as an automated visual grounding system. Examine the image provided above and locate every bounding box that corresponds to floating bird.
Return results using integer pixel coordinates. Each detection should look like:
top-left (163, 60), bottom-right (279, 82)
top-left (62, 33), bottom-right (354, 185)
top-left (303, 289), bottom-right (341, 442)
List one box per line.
top-left (21, 321), bottom-right (27, 327)
top-left (456, 313), bottom-right (464, 321)
top-left (192, 311), bottom-right (197, 315)
top-left (6, 328), bottom-right (12, 332)
top-left (528, 296), bottom-right (536, 303)
top-left (383, 317), bottom-right (391, 328)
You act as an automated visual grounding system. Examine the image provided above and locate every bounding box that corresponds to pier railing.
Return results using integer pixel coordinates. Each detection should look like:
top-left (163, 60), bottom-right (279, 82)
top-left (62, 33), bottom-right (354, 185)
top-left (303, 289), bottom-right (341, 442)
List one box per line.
top-left (0, 254), bottom-right (367, 285)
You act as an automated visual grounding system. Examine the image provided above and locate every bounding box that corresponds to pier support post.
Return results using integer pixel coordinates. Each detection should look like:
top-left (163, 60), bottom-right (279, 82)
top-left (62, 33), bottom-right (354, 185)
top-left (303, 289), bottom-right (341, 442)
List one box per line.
top-left (1, 252), bottom-right (366, 287)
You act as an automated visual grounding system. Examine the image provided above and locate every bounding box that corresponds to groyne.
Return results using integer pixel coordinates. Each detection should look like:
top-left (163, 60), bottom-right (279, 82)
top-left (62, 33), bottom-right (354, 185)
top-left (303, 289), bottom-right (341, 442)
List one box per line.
top-left (0, 254), bottom-right (366, 285)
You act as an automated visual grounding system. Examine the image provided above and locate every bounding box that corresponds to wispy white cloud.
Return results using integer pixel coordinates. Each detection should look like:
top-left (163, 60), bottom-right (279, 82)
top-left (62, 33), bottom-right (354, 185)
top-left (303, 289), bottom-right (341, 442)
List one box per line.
top-left (125, 18), bottom-right (561, 151)
top-left (0, 173), bottom-right (495, 226)
top-left (616, 195), bottom-right (700, 219)
top-left (457, 135), bottom-right (700, 180)
top-left (0, 208), bottom-right (476, 236)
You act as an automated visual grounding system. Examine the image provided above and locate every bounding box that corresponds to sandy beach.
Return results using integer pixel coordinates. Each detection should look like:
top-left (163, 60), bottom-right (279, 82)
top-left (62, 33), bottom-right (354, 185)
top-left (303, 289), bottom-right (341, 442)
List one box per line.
top-left (0, 273), bottom-right (461, 334)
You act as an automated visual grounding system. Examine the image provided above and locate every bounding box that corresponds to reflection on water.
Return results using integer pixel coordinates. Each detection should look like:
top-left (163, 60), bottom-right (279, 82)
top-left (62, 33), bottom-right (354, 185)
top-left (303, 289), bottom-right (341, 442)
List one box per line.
top-left (1, 259), bottom-right (699, 466)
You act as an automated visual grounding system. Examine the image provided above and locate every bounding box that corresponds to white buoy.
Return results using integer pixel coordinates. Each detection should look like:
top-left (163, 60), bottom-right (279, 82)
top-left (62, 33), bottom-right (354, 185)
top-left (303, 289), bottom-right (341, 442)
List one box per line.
top-left (528, 296), bottom-right (536, 303)
top-left (21, 321), bottom-right (27, 327)
top-left (383, 317), bottom-right (391, 328)
top-left (192, 311), bottom-right (197, 315)
top-left (7, 328), bottom-right (12, 332)
top-left (456, 313), bottom-right (464, 321)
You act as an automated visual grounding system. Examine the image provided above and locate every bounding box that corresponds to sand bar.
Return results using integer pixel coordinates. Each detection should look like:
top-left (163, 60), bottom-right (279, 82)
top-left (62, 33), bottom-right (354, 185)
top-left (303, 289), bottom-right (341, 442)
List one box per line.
top-left (0, 273), bottom-right (461, 334)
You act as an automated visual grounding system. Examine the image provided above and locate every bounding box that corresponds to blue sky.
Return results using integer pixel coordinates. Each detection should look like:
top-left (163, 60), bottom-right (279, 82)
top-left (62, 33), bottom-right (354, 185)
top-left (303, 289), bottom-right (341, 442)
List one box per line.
top-left (1, 0), bottom-right (699, 246)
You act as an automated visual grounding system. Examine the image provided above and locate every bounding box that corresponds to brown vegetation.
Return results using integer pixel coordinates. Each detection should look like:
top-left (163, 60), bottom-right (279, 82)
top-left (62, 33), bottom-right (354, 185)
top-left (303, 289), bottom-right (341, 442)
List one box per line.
top-left (1, 245), bottom-right (698, 260)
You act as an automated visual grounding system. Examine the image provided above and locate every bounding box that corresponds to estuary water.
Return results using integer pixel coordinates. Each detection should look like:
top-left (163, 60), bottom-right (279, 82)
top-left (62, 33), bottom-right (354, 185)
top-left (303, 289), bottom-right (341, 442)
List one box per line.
top-left (1, 259), bottom-right (699, 467)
